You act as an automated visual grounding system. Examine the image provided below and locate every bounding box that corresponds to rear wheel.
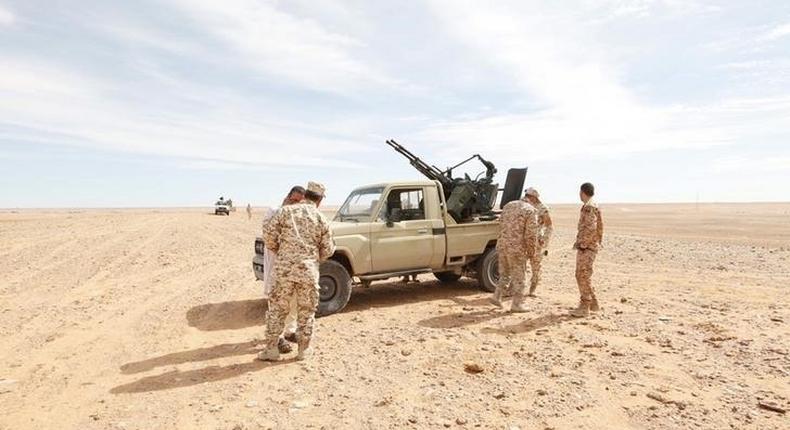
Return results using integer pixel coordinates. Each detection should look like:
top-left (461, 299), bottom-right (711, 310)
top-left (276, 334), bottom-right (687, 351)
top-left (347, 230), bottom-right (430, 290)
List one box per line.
top-left (476, 247), bottom-right (499, 292)
top-left (317, 260), bottom-right (352, 317)
top-left (434, 271), bottom-right (462, 283)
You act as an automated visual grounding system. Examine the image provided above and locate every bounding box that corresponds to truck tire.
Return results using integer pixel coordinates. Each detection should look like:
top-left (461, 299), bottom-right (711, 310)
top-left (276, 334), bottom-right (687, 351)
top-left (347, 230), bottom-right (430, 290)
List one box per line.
top-left (317, 260), bottom-right (352, 317)
top-left (434, 271), bottom-right (462, 283)
top-left (476, 247), bottom-right (499, 292)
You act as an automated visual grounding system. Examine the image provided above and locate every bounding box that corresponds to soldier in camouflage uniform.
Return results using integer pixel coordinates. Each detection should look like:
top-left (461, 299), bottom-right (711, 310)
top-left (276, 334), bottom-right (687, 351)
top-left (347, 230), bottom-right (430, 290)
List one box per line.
top-left (490, 193), bottom-right (539, 312)
top-left (524, 187), bottom-right (553, 297)
top-left (258, 182), bottom-right (335, 361)
top-left (571, 182), bottom-right (604, 317)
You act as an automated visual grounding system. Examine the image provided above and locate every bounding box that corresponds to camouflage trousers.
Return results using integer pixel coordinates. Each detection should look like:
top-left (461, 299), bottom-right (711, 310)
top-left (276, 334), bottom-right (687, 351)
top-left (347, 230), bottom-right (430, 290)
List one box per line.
top-left (575, 249), bottom-right (597, 302)
top-left (497, 251), bottom-right (529, 301)
top-left (263, 279), bottom-right (320, 349)
top-left (529, 250), bottom-right (544, 294)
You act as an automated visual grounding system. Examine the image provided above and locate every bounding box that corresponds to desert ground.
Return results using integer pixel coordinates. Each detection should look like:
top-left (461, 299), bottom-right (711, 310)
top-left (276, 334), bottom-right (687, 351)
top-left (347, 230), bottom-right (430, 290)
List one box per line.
top-left (1, 203), bottom-right (788, 430)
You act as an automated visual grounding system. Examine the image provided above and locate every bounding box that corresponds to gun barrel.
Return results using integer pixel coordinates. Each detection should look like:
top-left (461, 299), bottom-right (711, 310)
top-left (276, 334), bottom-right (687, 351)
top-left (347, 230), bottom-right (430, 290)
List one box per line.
top-left (386, 140), bottom-right (451, 186)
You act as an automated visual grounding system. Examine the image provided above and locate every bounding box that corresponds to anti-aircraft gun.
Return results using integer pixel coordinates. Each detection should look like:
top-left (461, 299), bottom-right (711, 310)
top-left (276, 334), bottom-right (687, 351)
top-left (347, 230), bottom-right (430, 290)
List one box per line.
top-left (386, 140), bottom-right (508, 222)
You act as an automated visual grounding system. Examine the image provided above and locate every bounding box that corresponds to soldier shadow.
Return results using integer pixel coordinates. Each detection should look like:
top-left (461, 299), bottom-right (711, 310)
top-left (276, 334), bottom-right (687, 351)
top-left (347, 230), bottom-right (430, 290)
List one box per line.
top-left (111, 356), bottom-right (293, 394)
top-left (119, 340), bottom-right (260, 375)
top-left (480, 313), bottom-right (573, 336)
top-left (418, 308), bottom-right (506, 329)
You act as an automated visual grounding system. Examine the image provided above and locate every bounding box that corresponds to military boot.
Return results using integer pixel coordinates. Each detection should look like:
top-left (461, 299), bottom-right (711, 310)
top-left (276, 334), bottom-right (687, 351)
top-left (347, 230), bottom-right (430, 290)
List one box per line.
top-left (527, 283), bottom-right (538, 297)
top-left (277, 336), bottom-right (293, 354)
top-left (589, 297), bottom-right (601, 312)
top-left (510, 296), bottom-right (529, 313)
top-left (296, 337), bottom-right (312, 361)
top-left (256, 345), bottom-right (280, 362)
top-left (570, 301), bottom-right (590, 318)
top-left (489, 288), bottom-right (504, 308)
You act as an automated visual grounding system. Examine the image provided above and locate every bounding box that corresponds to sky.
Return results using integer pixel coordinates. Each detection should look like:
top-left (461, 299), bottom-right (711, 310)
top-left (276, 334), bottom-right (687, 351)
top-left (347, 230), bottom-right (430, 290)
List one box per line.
top-left (1, 0), bottom-right (789, 207)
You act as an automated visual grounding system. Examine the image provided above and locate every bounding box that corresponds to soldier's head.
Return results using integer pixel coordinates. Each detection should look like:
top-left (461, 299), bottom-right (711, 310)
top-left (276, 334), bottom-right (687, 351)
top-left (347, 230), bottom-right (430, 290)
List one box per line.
top-left (285, 186), bottom-right (305, 205)
top-left (580, 182), bottom-right (595, 203)
top-left (305, 181), bottom-right (326, 207)
top-left (524, 187), bottom-right (540, 204)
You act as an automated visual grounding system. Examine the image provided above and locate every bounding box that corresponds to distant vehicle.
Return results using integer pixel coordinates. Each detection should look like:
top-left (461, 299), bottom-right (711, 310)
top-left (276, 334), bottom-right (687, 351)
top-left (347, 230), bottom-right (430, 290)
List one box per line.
top-left (215, 197), bottom-right (232, 216)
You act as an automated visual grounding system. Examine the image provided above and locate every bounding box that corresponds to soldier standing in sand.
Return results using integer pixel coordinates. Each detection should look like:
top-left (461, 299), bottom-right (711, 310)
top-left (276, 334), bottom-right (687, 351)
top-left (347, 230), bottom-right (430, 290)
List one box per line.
top-left (261, 186), bottom-right (305, 353)
top-left (524, 187), bottom-right (553, 297)
top-left (490, 192), bottom-right (539, 312)
top-left (246, 203), bottom-right (252, 220)
top-left (258, 182), bottom-right (335, 361)
top-left (571, 182), bottom-right (604, 317)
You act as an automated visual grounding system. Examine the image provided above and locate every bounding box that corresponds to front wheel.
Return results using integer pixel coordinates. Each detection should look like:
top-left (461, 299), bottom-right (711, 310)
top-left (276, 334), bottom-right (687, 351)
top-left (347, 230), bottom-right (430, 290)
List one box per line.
top-left (476, 248), bottom-right (499, 292)
top-left (317, 260), bottom-right (352, 317)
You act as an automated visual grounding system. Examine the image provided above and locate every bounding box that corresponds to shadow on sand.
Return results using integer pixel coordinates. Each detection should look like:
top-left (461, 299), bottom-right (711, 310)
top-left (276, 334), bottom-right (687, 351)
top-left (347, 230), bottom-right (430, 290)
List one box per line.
top-left (186, 278), bottom-right (483, 332)
top-left (481, 313), bottom-right (573, 335)
top-left (111, 356), bottom-right (292, 394)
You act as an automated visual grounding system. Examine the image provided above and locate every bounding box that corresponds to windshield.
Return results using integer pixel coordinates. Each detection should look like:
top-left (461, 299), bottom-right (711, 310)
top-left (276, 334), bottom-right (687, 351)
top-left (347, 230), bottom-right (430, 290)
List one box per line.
top-left (335, 187), bottom-right (384, 221)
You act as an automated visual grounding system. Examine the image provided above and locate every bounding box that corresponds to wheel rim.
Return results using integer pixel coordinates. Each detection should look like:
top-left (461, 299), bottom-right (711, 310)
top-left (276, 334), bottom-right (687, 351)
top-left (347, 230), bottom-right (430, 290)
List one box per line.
top-left (488, 255), bottom-right (500, 284)
top-left (319, 275), bottom-right (337, 302)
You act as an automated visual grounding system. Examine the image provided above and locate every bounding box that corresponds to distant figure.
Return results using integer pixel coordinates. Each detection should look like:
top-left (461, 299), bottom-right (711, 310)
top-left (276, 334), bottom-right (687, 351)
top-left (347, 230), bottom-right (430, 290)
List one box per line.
top-left (490, 191), bottom-right (539, 312)
top-left (246, 204), bottom-right (252, 220)
top-left (524, 187), bottom-right (553, 297)
top-left (261, 186), bottom-right (305, 353)
top-left (571, 182), bottom-right (604, 317)
top-left (259, 182), bottom-right (335, 361)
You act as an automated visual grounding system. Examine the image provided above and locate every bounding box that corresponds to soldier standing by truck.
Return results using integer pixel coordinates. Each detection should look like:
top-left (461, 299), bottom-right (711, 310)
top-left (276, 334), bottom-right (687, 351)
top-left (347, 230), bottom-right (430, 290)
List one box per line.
top-left (262, 186), bottom-right (305, 353)
top-left (524, 187), bottom-right (553, 297)
top-left (571, 182), bottom-right (604, 317)
top-left (258, 182), bottom-right (335, 361)
top-left (490, 193), bottom-right (539, 312)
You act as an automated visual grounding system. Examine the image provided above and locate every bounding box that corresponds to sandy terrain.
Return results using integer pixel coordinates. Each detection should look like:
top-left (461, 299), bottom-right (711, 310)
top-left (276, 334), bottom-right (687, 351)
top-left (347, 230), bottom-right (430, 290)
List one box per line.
top-left (1, 204), bottom-right (788, 430)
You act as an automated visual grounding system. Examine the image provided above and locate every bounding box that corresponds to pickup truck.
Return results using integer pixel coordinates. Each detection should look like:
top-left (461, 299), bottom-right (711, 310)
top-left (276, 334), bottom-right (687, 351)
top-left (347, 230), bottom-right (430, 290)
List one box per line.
top-left (253, 179), bottom-right (501, 316)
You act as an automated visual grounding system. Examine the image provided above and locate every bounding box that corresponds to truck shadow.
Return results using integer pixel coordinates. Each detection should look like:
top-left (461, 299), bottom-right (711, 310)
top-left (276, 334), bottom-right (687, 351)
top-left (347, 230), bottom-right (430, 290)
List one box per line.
top-left (187, 299), bottom-right (266, 331)
top-left (345, 279), bottom-right (481, 312)
top-left (187, 279), bottom-right (483, 331)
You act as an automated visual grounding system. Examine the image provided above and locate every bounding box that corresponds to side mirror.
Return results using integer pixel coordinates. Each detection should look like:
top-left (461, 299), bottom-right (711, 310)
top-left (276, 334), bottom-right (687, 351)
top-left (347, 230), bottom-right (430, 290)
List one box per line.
top-left (386, 208), bottom-right (401, 227)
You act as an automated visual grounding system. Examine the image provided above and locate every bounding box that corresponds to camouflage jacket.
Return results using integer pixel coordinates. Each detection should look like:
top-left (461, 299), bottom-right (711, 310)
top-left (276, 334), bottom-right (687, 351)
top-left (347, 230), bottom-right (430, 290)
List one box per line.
top-left (533, 201), bottom-right (553, 248)
top-left (496, 199), bottom-right (538, 257)
top-left (263, 201), bottom-right (335, 281)
top-left (574, 199), bottom-right (604, 251)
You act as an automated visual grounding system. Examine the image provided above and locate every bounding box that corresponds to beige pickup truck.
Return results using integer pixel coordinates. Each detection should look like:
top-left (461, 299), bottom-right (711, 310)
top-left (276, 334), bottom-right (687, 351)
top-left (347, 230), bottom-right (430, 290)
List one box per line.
top-left (253, 179), bottom-right (502, 316)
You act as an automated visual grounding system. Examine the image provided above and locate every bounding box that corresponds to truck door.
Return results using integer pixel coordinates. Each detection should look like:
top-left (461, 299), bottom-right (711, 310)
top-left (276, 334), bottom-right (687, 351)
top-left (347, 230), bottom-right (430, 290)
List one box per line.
top-left (370, 186), bottom-right (442, 273)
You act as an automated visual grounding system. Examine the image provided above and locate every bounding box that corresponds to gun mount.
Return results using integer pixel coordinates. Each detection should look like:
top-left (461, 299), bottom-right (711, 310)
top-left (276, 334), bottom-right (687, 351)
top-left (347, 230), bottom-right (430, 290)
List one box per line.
top-left (385, 139), bottom-right (501, 222)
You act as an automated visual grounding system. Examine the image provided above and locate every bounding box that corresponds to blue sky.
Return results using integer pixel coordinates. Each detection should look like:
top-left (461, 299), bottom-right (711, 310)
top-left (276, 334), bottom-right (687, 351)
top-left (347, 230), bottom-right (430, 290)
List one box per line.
top-left (1, 0), bottom-right (789, 207)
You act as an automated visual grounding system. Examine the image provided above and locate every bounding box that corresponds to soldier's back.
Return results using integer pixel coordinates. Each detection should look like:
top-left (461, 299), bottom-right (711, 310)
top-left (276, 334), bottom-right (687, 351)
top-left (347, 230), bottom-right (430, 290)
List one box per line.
top-left (499, 200), bottom-right (535, 250)
top-left (276, 202), bottom-right (329, 261)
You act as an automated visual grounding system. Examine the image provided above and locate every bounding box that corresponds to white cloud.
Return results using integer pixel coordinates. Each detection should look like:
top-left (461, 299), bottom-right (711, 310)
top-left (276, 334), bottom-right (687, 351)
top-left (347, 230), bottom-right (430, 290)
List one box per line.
top-left (762, 22), bottom-right (790, 41)
top-left (712, 155), bottom-right (790, 172)
top-left (168, 0), bottom-right (396, 92)
top-left (0, 3), bottom-right (14, 26)
top-left (0, 57), bottom-right (367, 169)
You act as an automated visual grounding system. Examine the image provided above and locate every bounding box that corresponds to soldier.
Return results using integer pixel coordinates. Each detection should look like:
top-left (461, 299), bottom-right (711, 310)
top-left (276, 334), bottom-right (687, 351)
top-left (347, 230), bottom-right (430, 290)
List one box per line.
top-left (258, 182), bottom-right (335, 361)
top-left (524, 187), bottom-right (553, 297)
top-left (490, 192), bottom-right (539, 312)
top-left (571, 182), bottom-right (604, 317)
top-left (246, 203), bottom-right (252, 220)
top-left (261, 186), bottom-right (305, 353)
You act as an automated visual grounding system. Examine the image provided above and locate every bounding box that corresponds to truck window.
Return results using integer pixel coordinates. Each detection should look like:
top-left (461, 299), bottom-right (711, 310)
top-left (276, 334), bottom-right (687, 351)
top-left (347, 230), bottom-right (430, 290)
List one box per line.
top-left (378, 188), bottom-right (425, 221)
top-left (336, 187), bottom-right (384, 221)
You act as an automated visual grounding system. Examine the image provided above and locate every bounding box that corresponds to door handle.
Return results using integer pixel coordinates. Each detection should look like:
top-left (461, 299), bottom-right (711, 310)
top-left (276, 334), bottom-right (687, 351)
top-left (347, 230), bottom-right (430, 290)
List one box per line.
top-left (417, 228), bottom-right (429, 234)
